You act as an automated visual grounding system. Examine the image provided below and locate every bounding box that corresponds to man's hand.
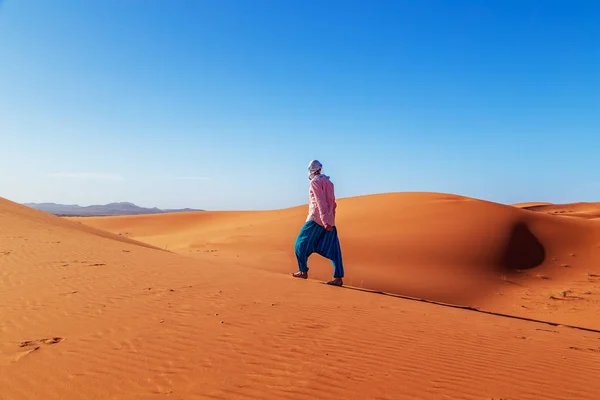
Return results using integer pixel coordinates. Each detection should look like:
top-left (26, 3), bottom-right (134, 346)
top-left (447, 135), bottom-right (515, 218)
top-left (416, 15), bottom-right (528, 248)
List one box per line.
top-left (325, 224), bottom-right (333, 231)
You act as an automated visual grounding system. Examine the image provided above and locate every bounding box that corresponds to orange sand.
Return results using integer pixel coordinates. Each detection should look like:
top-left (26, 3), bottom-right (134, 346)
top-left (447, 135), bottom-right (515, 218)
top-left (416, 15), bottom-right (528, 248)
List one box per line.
top-left (78, 192), bottom-right (600, 328)
top-left (519, 201), bottom-right (600, 220)
top-left (512, 201), bottom-right (554, 208)
top-left (3, 193), bottom-right (600, 399)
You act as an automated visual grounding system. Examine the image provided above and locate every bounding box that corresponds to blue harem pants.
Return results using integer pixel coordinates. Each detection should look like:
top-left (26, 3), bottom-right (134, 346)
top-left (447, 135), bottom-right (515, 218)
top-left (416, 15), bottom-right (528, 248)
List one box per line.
top-left (294, 220), bottom-right (344, 278)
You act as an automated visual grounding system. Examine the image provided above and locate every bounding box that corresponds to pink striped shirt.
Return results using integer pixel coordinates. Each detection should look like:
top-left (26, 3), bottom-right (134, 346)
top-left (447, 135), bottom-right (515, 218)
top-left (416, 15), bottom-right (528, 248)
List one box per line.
top-left (306, 174), bottom-right (337, 227)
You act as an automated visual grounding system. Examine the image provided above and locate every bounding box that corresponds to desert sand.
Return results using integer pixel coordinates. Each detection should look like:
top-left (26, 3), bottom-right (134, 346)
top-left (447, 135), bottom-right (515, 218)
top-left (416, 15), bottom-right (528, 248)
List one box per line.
top-left (516, 201), bottom-right (600, 220)
top-left (3, 192), bottom-right (600, 399)
top-left (78, 192), bottom-right (600, 329)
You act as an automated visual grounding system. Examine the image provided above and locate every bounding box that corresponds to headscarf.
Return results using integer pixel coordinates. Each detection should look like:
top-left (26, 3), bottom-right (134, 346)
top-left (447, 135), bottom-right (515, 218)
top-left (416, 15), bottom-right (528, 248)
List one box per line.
top-left (307, 160), bottom-right (322, 180)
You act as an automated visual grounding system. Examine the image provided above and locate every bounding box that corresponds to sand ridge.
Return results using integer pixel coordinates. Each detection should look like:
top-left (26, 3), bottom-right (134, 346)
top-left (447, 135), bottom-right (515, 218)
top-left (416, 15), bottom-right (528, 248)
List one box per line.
top-left (512, 201), bottom-right (554, 208)
top-left (519, 201), bottom-right (600, 220)
top-left (3, 194), bottom-right (600, 399)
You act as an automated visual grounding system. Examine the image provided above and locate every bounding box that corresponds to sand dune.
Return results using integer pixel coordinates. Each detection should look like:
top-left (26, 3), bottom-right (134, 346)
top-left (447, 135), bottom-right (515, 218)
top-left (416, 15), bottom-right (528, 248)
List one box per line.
top-left (519, 201), bottom-right (600, 220)
top-left (512, 201), bottom-right (554, 208)
top-left (4, 194), bottom-right (600, 399)
top-left (77, 192), bottom-right (600, 328)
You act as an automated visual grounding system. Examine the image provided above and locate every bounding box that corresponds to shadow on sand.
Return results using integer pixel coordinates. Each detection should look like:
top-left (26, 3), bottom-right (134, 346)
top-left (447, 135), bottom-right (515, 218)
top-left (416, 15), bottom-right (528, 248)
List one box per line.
top-left (501, 222), bottom-right (546, 271)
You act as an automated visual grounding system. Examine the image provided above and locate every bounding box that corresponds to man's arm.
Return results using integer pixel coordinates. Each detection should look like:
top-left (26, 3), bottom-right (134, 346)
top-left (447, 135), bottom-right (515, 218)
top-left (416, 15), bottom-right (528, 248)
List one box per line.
top-left (310, 178), bottom-right (332, 229)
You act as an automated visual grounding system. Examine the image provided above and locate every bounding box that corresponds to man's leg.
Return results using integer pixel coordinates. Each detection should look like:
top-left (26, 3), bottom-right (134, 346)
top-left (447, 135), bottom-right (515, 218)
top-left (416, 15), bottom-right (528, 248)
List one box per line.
top-left (330, 236), bottom-right (344, 279)
top-left (316, 226), bottom-right (344, 285)
top-left (294, 248), bottom-right (309, 276)
top-left (293, 221), bottom-right (321, 278)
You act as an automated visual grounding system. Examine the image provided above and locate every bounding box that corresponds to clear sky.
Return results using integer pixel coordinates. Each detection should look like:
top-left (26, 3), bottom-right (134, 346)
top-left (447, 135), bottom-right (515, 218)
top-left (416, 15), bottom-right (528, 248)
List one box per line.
top-left (0, 0), bottom-right (598, 210)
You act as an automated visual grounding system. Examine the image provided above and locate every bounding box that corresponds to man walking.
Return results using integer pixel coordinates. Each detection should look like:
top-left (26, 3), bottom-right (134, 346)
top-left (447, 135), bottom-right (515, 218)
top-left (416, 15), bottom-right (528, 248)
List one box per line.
top-left (292, 160), bottom-right (344, 286)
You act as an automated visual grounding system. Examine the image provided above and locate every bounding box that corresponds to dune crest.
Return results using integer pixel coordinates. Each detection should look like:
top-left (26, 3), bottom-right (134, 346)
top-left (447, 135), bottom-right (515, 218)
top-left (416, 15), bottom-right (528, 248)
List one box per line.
top-left (512, 201), bottom-right (554, 208)
top-left (1, 197), bottom-right (161, 251)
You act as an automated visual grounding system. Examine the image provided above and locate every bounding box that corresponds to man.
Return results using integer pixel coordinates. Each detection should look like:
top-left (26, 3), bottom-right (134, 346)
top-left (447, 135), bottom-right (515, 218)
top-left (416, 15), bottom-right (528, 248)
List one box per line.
top-left (291, 160), bottom-right (344, 286)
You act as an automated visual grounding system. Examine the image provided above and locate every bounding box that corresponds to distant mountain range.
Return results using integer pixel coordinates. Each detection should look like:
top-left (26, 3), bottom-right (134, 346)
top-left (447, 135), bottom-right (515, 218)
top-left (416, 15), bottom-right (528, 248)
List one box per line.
top-left (23, 202), bottom-right (203, 217)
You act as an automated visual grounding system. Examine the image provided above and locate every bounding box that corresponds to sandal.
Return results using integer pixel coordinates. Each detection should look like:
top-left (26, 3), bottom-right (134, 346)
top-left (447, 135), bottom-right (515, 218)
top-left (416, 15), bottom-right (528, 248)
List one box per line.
top-left (291, 271), bottom-right (308, 279)
top-left (326, 278), bottom-right (343, 286)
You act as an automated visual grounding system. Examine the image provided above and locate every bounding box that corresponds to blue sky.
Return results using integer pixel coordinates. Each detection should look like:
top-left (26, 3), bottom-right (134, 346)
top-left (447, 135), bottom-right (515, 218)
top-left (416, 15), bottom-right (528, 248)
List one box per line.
top-left (0, 0), bottom-right (598, 210)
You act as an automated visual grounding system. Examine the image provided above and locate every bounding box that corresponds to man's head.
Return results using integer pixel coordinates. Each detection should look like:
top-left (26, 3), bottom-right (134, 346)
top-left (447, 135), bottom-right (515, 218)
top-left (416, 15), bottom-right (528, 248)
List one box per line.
top-left (307, 159), bottom-right (322, 180)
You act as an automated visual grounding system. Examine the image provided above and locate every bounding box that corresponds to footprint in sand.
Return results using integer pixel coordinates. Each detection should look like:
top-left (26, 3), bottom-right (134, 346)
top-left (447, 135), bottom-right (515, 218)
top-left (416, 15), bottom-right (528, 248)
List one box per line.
top-left (569, 346), bottom-right (600, 353)
top-left (13, 337), bottom-right (64, 362)
top-left (19, 337), bottom-right (64, 348)
top-left (587, 273), bottom-right (600, 282)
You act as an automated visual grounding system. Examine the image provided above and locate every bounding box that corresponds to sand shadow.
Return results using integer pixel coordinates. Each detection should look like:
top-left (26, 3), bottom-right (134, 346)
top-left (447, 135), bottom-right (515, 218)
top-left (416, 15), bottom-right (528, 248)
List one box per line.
top-left (501, 222), bottom-right (546, 271)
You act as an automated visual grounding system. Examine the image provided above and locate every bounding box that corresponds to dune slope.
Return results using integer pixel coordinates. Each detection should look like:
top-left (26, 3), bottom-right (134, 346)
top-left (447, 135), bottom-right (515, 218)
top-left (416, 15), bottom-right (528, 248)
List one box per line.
top-left (76, 192), bottom-right (600, 328)
top-left (3, 195), bottom-right (600, 399)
